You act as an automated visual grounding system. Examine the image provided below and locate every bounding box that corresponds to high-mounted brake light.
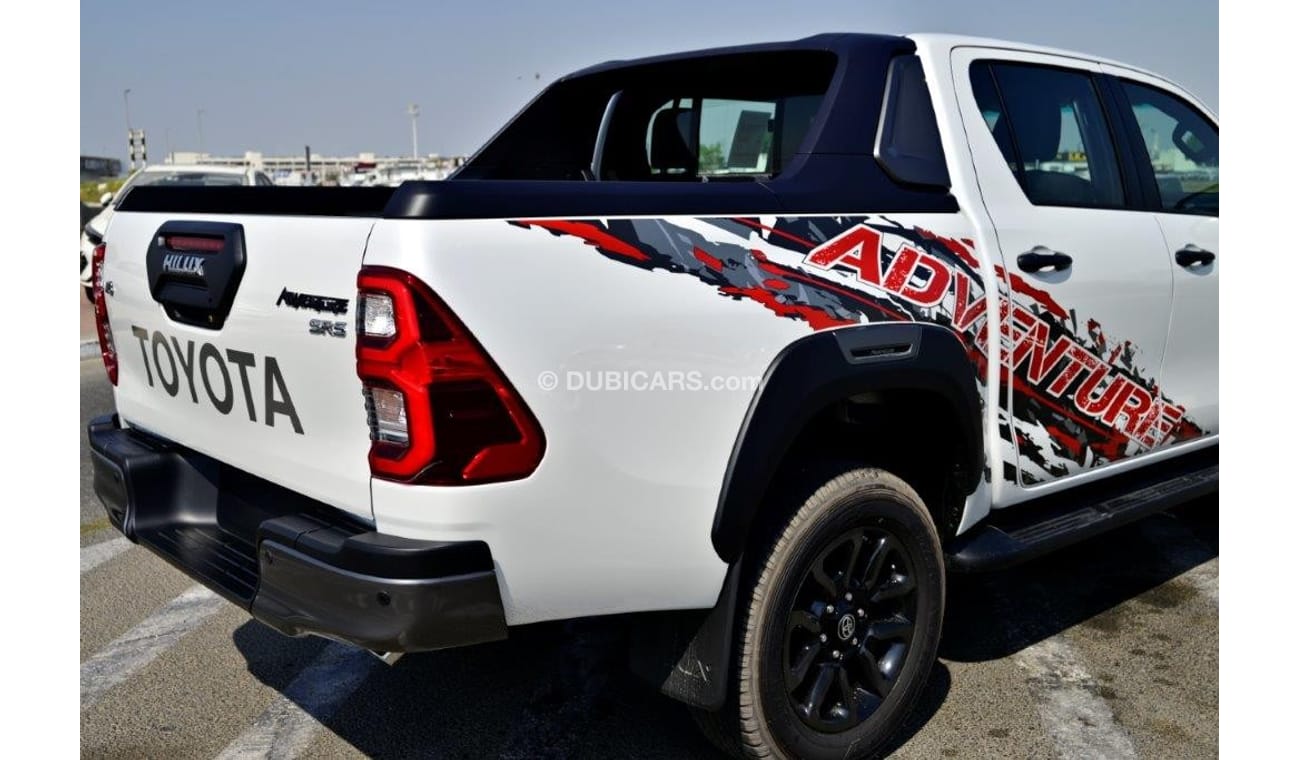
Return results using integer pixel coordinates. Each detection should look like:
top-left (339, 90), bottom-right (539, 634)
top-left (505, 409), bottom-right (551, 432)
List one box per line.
top-left (162, 234), bottom-right (224, 252)
top-left (91, 242), bottom-right (118, 385)
top-left (355, 266), bottom-right (545, 484)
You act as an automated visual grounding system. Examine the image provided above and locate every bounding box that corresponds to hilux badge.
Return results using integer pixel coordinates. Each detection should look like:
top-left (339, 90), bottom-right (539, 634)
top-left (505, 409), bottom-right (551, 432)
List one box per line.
top-left (162, 253), bottom-right (206, 280)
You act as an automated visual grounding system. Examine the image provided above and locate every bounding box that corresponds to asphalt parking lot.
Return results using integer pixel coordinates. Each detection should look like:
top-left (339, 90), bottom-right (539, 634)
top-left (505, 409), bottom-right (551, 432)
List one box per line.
top-left (80, 354), bottom-right (1218, 759)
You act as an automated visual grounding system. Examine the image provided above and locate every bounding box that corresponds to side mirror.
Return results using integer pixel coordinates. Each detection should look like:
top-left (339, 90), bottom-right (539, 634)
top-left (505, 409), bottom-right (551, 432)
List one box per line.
top-left (99, 191), bottom-right (114, 207)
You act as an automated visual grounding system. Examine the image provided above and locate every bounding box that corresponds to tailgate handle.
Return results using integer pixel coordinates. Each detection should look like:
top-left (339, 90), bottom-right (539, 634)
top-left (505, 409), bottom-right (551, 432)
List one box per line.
top-left (146, 221), bottom-right (247, 330)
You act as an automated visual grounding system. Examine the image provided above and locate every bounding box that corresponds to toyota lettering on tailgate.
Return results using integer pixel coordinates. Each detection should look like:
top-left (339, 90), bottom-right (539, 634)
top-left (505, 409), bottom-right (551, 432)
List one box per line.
top-left (128, 326), bottom-right (304, 434)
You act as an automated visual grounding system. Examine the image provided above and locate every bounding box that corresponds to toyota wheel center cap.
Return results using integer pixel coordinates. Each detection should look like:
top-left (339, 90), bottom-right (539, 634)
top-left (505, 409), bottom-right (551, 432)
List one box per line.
top-left (837, 614), bottom-right (856, 640)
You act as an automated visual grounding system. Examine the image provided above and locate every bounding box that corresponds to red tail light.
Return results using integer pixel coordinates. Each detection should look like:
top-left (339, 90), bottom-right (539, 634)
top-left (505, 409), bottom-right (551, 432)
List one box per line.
top-left (355, 266), bottom-right (545, 484)
top-left (91, 243), bottom-right (118, 385)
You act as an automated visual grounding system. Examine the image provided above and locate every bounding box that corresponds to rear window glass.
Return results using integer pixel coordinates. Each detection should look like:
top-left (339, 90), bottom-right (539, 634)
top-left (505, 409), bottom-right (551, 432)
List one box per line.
top-left (970, 61), bottom-right (1126, 209)
top-left (459, 51), bottom-right (837, 182)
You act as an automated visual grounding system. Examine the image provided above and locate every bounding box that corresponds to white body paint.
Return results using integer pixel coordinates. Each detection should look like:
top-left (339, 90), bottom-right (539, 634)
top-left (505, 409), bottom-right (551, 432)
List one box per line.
top-left (103, 214), bottom-right (376, 523)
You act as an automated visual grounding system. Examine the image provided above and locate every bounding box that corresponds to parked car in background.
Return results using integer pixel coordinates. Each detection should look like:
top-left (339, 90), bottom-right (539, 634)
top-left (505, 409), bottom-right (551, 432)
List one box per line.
top-left (80, 165), bottom-right (275, 299)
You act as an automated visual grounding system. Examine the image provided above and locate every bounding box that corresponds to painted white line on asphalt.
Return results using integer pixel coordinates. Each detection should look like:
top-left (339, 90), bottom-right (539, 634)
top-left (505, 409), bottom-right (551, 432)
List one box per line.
top-left (80, 536), bottom-right (132, 575)
top-left (1007, 510), bottom-right (1214, 758)
top-left (215, 642), bottom-right (377, 760)
top-left (1015, 636), bottom-right (1139, 760)
top-left (81, 340), bottom-right (100, 360)
top-left (80, 585), bottom-right (227, 710)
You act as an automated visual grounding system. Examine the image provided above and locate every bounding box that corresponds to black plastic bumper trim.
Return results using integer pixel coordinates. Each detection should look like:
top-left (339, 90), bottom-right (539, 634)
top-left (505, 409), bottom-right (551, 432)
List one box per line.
top-left (87, 413), bottom-right (508, 652)
top-left (254, 541), bottom-right (506, 652)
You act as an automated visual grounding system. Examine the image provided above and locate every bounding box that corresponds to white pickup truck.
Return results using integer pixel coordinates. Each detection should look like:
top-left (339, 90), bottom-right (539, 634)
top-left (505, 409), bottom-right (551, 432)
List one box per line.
top-left (88, 33), bottom-right (1217, 759)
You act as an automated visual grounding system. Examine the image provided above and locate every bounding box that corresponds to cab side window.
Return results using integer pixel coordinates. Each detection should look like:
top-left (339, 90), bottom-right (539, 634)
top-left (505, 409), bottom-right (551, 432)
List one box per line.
top-left (970, 61), bottom-right (1125, 209)
top-left (1120, 81), bottom-right (1218, 216)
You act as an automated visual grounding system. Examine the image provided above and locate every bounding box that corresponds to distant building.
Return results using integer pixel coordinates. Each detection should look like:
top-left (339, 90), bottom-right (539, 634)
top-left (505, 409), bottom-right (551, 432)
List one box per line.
top-left (81, 156), bottom-right (123, 181)
top-left (165, 150), bottom-right (466, 185)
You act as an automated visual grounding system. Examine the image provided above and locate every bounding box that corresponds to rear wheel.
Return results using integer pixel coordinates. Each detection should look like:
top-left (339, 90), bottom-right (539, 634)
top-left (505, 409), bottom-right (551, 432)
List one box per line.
top-left (697, 466), bottom-right (945, 759)
top-left (84, 285), bottom-right (94, 303)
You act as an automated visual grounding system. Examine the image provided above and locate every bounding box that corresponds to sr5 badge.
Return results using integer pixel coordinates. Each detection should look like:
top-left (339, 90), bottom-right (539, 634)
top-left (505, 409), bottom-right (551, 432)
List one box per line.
top-left (309, 319), bottom-right (347, 338)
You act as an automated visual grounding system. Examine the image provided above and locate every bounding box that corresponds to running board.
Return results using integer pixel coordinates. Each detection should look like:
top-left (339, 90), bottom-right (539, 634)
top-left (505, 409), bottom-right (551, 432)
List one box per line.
top-left (946, 446), bottom-right (1217, 573)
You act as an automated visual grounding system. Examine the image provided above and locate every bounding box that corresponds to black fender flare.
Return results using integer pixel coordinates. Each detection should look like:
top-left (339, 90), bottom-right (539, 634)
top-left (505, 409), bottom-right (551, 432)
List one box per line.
top-left (711, 322), bottom-right (984, 563)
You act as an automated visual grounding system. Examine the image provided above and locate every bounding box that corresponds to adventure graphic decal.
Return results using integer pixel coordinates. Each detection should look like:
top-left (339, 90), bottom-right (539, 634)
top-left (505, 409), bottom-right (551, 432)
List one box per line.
top-left (513, 216), bottom-right (1203, 482)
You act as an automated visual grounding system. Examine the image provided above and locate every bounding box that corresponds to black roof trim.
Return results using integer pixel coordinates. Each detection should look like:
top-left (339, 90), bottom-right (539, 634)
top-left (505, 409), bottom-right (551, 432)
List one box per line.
top-left (564, 33), bottom-right (907, 80)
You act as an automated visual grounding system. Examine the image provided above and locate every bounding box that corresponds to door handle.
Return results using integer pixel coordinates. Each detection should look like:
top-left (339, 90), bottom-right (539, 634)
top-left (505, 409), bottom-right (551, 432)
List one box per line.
top-left (1175, 245), bottom-right (1216, 268)
top-left (1017, 246), bottom-right (1073, 273)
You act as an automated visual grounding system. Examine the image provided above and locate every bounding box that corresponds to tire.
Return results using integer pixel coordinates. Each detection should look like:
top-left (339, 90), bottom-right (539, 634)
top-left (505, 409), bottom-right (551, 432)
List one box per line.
top-left (84, 286), bottom-right (94, 304)
top-left (695, 465), bottom-right (945, 760)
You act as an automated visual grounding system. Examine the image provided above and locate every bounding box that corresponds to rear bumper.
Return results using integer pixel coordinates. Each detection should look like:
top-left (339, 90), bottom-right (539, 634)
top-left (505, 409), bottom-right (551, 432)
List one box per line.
top-left (87, 414), bottom-right (507, 652)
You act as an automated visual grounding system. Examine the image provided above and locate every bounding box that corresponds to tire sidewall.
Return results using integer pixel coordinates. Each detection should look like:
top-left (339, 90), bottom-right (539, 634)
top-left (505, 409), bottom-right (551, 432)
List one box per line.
top-left (744, 472), bottom-right (945, 760)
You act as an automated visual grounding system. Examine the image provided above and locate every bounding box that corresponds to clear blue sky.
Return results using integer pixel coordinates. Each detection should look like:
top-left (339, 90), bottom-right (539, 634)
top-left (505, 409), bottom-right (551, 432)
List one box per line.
top-left (80, 0), bottom-right (1217, 163)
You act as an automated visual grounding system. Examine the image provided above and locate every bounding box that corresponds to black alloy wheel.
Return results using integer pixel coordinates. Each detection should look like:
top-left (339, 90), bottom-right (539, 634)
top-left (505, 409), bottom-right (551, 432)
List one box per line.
top-left (691, 465), bottom-right (945, 760)
top-left (782, 527), bottom-right (918, 732)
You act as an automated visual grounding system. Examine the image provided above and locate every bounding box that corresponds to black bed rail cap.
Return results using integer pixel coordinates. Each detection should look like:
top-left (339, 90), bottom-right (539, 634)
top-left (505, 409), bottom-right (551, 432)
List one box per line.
top-left (116, 185), bottom-right (398, 218)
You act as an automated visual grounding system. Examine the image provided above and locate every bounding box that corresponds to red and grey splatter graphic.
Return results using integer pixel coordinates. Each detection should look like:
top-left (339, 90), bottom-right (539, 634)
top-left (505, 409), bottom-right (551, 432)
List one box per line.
top-left (995, 266), bottom-right (1203, 482)
top-left (513, 215), bottom-right (1204, 484)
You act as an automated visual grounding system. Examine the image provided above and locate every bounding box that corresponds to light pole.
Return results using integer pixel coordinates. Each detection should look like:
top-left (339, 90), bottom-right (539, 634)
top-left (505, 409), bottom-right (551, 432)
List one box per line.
top-left (408, 103), bottom-right (420, 165)
top-left (124, 89), bottom-right (133, 169)
top-left (197, 109), bottom-right (206, 155)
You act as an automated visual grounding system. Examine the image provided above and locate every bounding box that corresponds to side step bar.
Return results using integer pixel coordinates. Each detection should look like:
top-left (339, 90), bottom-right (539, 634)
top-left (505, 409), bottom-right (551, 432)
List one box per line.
top-left (946, 446), bottom-right (1218, 573)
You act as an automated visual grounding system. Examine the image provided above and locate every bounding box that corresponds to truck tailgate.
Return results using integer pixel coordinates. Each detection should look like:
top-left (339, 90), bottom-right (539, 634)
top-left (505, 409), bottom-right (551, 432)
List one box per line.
top-left (102, 212), bottom-right (376, 522)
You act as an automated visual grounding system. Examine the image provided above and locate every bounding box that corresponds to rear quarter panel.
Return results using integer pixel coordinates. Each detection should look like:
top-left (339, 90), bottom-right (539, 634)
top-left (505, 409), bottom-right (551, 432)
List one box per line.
top-left (365, 212), bottom-right (986, 625)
